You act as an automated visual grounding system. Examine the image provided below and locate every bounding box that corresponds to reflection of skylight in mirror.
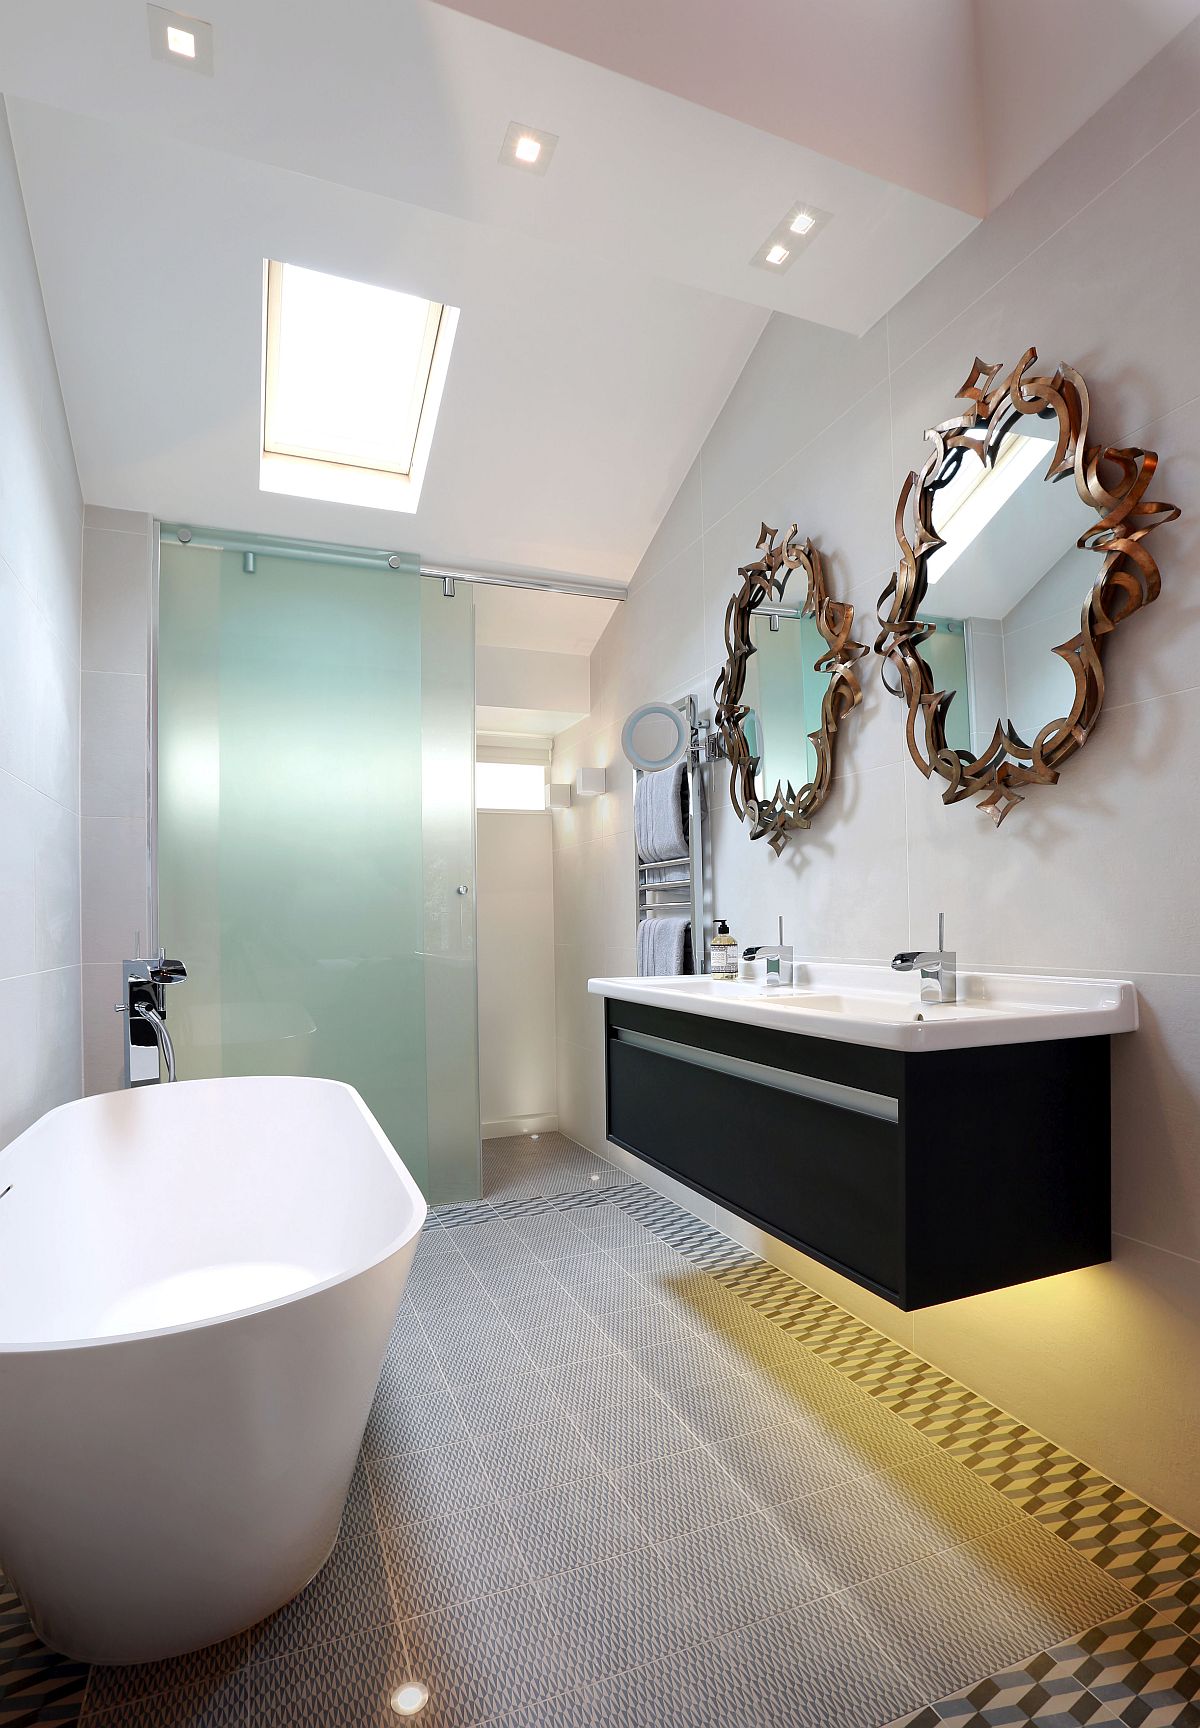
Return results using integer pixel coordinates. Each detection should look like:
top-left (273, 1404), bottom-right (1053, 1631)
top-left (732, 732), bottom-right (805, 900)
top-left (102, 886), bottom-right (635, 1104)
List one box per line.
top-left (926, 433), bottom-right (1048, 584)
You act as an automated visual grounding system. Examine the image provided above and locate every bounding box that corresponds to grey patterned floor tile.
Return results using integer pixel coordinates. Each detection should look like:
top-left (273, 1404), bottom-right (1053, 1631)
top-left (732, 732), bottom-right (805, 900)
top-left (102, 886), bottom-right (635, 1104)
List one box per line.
top-left (76, 1631), bottom-right (247, 1717)
top-left (921, 1668), bottom-right (1125, 1725)
top-left (471, 1261), bottom-right (568, 1305)
top-left (594, 1306), bottom-right (702, 1361)
top-left (768, 1451), bottom-right (1024, 1590)
top-left (449, 1222), bottom-right (540, 1270)
top-left (533, 1547), bottom-right (712, 1691)
top-left (81, 1668), bottom-right (247, 1727)
top-left (560, 1270), bottom-right (650, 1319)
top-left (246, 1621), bottom-right (411, 1728)
top-left (505, 1477), bottom-right (649, 1580)
top-left (663, 1511), bottom-right (830, 1633)
top-left (368, 1436), bottom-right (496, 1526)
top-left (541, 1252), bottom-right (625, 1290)
top-left (342, 1456), bottom-right (381, 1540)
top-left (431, 1328), bottom-right (538, 1389)
top-left (364, 1378), bottom-right (475, 1459)
top-left (611, 1447), bottom-right (757, 1542)
top-left (500, 1300), bottom-right (618, 1369)
top-left (708, 1398), bottom-right (935, 1508)
top-left (243, 1524), bottom-right (394, 1664)
top-left (474, 1410), bottom-right (607, 1502)
top-left (627, 1337), bottom-right (736, 1395)
top-left (402, 1582), bottom-right (566, 1725)
top-left (540, 1355), bottom-right (653, 1417)
top-left (449, 1365), bottom-right (568, 1438)
top-left (712, 1595), bottom-right (927, 1728)
top-left (569, 1387), bottom-right (701, 1471)
top-left (0, 1625), bottom-right (88, 1728)
top-left (656, 1360), bottom-right (855, 1444)
top-left (506, 1213), bottom-right (594, 1261)
top-left (846, 1520), bottom-right (1138, 1700)
top-left (566, 1205), bottom-right (650, 1245)
top-left (381, 1502), bottom-right (532, 1619)
top-left (376, 1329), bottom-right (449, 1396)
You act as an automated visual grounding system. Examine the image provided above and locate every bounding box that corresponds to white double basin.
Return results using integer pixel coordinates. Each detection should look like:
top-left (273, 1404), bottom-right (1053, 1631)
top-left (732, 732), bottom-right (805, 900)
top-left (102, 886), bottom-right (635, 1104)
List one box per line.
top-left (588, 961), bottom-right (1137, 1052)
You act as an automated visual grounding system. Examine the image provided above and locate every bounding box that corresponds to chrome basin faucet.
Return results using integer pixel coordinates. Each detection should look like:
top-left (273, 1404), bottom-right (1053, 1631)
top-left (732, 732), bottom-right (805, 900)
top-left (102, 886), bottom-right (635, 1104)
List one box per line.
top-left (892, 913), bottom-right (956, 1004)
top-left (743, 916), bottom-right (793, 988)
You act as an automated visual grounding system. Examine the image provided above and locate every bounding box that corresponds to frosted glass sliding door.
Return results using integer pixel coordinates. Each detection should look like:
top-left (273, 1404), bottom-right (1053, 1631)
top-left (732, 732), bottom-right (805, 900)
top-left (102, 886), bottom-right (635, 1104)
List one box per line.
top-left (157, 538), bottom-right (480, 1203)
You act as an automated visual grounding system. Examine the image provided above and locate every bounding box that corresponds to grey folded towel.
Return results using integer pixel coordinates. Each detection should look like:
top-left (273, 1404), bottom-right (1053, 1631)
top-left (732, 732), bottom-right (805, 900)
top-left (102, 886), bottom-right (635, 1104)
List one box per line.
top-left (634, 761), bottom-right (689, 863)
top-left (637, 915), bottom-right (692, 977)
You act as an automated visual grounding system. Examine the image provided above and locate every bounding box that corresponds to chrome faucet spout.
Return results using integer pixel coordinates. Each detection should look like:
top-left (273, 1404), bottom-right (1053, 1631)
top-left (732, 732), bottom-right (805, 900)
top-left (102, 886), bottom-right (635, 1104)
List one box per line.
top-left (135, 1002), bottom-right (177, 1083)
top-left (891, 913), bottom-right (956, 1004)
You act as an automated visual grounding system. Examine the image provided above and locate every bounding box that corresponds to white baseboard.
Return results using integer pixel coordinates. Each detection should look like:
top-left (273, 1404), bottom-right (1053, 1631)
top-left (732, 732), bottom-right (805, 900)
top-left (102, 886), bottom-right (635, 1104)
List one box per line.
top-left (482, 1112), bottom-right (560, 1140)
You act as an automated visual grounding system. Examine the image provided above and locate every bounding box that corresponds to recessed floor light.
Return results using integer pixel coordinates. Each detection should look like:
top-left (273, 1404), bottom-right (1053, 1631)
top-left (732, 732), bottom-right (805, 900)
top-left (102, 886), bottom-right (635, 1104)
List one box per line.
top-left (147, 4), bottom-right (213, 73)
top-left (389, 1681), bottom-right (429, 1716)
top-left (765, 243), bottom-right (790, 266)
top-left (499, 121), bottom-right (558, 176)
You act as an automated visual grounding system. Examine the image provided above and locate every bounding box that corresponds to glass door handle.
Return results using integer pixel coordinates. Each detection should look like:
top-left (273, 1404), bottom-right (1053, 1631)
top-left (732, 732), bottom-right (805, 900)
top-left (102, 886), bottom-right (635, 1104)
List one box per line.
top-left (456, 884), bottom-right (470, 896)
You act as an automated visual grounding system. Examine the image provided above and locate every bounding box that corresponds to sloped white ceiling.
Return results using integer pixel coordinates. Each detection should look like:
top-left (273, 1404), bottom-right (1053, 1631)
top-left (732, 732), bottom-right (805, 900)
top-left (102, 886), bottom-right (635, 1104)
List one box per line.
top-left (2, 0), bottom-right (1194, 585)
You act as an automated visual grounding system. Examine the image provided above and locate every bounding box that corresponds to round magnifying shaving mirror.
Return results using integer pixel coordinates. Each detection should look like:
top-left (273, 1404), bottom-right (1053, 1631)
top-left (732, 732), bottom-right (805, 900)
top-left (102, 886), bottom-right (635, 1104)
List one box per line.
top-left (621, 702), bottom-right (691, 772)
top-left (877, 349), bottom-right (1179, 824)
top-left (715, 524), bottom-right (865, 854)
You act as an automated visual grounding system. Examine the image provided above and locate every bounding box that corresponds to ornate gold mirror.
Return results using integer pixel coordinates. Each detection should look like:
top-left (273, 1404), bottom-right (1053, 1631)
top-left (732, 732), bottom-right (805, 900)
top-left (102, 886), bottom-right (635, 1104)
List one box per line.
top-left (715, 524), bottom-right (865, 854)
top-left (876, 349), bottom-right (1179, 824)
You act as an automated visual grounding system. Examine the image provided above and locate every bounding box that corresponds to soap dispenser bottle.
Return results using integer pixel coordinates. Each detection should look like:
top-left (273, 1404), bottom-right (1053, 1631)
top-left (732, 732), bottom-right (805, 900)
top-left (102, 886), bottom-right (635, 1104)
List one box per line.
top-left (710, 918), bottom-right (738, 981)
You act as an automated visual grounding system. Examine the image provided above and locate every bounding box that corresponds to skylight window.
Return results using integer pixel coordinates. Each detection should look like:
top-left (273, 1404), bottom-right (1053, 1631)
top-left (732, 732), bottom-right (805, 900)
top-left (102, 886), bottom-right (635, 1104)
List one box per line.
top-left (260, 261), bottom-right (459, 513)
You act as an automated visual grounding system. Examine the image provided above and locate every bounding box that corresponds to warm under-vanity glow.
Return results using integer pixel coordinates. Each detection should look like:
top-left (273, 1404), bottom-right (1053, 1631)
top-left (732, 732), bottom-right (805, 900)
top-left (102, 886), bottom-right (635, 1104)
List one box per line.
top-left (765, 242), bottom-right (790, 266)
top-left (165, 25), bottom-right (195, 56)
top-left (260, 260), bottom-right (459, 512)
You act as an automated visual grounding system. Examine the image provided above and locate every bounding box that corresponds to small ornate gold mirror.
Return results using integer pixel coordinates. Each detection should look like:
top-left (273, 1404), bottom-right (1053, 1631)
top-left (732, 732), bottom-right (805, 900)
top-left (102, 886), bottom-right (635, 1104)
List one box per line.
top-left (714, 523), bottom-right (865, 854)
top-left (876, 348), bottom-right (1179, 824)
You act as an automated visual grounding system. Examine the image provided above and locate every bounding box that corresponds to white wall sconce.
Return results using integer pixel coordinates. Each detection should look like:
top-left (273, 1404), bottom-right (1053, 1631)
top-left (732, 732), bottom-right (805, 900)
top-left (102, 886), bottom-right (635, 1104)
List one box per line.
top-left (574, 768), bottom-right (606, 798)
top-left (545, 782), bottom-right (572, 809)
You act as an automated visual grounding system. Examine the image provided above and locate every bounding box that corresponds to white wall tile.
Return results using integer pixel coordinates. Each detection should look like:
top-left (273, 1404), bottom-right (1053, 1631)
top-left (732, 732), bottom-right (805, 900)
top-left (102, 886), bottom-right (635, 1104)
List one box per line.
top-left (551, 19), bottom-right (1200, 1533)
top-left (81, 814), bottom-right (148, 965)
top-left (81, 671), bottom-right (148, 819)
top-left (81, 960), bottom-right (124, 1097)
top-left (0, 102), bottom-right (83, 1142)
top-left (80, 524), bottom-right (150, 674)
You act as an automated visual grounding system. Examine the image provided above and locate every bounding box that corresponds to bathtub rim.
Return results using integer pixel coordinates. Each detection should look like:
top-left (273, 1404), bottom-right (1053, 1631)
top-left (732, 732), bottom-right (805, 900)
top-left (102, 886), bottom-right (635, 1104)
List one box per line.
top-left (0, 1075), bottom-right (429, 1356)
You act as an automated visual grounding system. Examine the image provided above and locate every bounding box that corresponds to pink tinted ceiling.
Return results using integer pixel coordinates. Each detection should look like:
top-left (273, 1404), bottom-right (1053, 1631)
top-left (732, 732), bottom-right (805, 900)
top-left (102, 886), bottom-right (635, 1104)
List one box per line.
top-left (431, 0), bottom-right (988, 216)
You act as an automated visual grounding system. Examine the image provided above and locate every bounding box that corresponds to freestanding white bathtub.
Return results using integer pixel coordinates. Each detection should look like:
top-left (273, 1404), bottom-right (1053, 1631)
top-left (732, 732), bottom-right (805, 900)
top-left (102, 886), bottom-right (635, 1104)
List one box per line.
top-left (0, 1075), bottom-right (426, 1665)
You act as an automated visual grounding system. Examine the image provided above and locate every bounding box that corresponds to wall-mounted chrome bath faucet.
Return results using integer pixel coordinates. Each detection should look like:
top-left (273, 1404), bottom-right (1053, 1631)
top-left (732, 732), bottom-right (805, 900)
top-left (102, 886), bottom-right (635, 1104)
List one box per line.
top-left (892, 913), bottom-right (956, 1004)
top-left (116, 950), bottom-right (188, 1085)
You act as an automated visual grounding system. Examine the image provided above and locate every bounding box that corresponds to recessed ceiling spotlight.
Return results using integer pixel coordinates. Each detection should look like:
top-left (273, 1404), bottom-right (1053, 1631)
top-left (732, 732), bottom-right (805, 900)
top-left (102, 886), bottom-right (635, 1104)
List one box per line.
top-left (750, 202), bottom-right (831, 274)
top-left (499, 121), bottom-right (558, 176)
top-left (147, 4), bottom-right (214, 73)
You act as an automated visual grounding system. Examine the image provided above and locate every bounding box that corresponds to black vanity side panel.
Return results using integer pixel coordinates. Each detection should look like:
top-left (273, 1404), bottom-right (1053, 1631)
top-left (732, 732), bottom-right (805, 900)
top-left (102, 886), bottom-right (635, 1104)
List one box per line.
top-left (900, 1035), bottom-right (1111, 1308)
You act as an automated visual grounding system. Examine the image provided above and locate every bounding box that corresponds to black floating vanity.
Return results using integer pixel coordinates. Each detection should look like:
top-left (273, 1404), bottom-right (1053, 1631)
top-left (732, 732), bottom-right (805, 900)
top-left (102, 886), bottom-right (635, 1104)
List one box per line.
top-left (599, 977), bottom-right (1125, 1311)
